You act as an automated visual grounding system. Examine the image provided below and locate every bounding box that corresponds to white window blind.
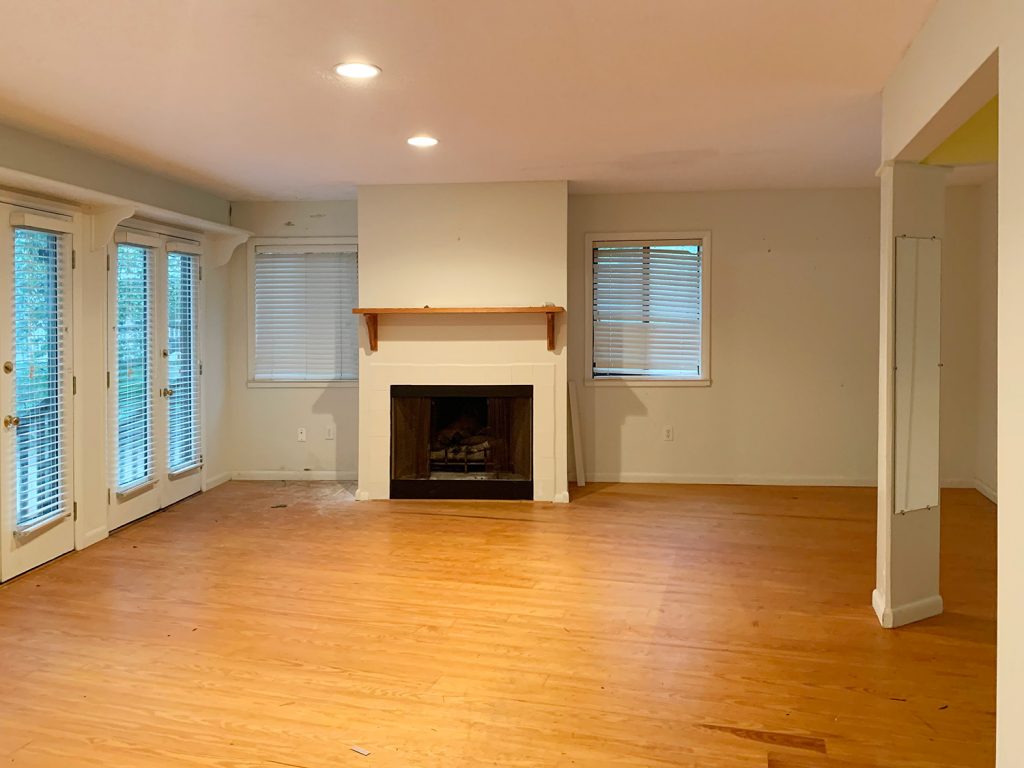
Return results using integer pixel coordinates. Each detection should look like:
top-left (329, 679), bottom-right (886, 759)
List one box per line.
top-left (12, 227), bottom-right (69, 528)
top-left (167, 251), bottom-right (201, 472)
top-left (253, 247), bottom-right (358, 381)
top-left (592, 239), bottom-right (705, 378)
top-left (114, 243), bottom-right (154, 490)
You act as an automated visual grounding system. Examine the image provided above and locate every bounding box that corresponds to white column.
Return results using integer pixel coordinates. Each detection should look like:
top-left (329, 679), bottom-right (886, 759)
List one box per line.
top-left (874, 161), bottom-right (949, 628)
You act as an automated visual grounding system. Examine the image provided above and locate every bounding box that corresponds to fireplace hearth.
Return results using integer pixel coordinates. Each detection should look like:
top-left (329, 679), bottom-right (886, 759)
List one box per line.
top-left (390, 385), bottom-right (533, 499)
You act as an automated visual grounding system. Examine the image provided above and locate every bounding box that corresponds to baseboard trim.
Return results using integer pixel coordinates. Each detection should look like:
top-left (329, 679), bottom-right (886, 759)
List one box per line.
top-left (873, 589), bottom-right (943, 629)
top-left (585, 472), bottom-right (876, 487)
top-left (75, 525), bottom-right (108, 551)
top-left (871, 589), bottom-right (888, 627)
top-left (232, 470), bottom-right (357, 482)
top-left (974, 479), bottom-right (998, 504)
top-left (203, 472), bottom-right (232, 492)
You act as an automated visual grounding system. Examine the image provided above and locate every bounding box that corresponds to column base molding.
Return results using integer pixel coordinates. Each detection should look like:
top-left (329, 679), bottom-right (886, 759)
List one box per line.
top-left (873, 589), bottom-right (944, 628)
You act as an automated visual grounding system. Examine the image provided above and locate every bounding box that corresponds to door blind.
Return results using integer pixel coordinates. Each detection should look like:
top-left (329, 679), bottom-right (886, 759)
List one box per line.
top-left (167, 252), bottom-right (201, 473)
top-left (114, 243), bottom-right (154, 491)
top-left (253, 249), bottom-right (358, 381)
top-left (12, 227), bottom-right (69, 527)
top-left (592, 240), bottom-right (704, 378)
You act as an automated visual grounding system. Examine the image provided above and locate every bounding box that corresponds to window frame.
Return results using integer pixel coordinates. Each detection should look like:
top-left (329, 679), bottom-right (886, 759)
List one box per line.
top-left (247, 237), bottom-right (359, 388)
top-left (585, 231), bottom-right (712, 388)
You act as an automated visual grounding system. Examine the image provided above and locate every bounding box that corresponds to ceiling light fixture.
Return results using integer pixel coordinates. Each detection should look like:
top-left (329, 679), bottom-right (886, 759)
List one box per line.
top-left (407, 135), bottom-right (439, 148)
top-left (335, 62), bottom-right (381, 79)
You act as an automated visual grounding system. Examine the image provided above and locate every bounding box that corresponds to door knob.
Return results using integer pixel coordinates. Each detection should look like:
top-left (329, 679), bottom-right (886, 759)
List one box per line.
top-left (3, 415), bottom-right (20, 429)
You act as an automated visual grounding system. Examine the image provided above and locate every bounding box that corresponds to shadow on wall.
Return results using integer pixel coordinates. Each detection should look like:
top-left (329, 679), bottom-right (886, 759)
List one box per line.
top-left (312, 386), bottom-right (352, 480)
top-left (574, 383), bottom-right (646, 482)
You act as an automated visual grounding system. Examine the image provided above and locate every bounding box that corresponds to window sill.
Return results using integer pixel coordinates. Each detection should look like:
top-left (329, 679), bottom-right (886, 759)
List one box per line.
top-left (586, 377), bottom-right (711, 388)
top-left (247, 380), bottom-right (359, 389)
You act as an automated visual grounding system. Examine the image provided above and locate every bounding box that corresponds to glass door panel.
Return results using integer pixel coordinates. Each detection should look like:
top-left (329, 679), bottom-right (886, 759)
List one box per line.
top-left (108, 240), bottom-right (160, 530)
top-left (162, 251), bottom-right (201, 506)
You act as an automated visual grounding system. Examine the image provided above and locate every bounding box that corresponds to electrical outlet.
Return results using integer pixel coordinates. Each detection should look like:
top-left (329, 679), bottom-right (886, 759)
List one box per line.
top-left (663, 425), bottom-right (674, 442)
top-left (326, 425), bottom-right (335, 441)
top-left (297, 427), bottom-right (307, 442)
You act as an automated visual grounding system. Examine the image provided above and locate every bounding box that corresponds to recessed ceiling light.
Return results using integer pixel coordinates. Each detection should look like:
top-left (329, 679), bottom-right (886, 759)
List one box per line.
top-left (334, 62), bottom-right (381, 79)
top-left (407, 135), bottom-right (439, 148)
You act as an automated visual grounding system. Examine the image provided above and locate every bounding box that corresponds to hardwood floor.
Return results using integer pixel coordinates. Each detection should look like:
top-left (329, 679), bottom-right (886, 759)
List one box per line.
top-left (0, 482), bottom-right (995, 767)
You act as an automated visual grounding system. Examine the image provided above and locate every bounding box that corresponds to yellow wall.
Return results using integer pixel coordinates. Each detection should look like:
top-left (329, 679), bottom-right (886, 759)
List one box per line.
top-left (924, 97), bottom-right (998, 165)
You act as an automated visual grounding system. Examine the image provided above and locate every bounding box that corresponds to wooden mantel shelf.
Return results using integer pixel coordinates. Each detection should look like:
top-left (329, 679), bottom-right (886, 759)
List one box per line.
top-left (352, 306), bottom-right (566, 351)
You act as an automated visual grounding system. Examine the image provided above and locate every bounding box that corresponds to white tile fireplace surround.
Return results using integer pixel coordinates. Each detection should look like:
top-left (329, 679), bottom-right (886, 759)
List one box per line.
top-left (356, 362), bottom-right (567, 502)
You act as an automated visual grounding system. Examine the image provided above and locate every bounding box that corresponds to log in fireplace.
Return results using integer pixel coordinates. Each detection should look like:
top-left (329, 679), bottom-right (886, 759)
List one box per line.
top-left (390, 385), bottom-right (533, 499)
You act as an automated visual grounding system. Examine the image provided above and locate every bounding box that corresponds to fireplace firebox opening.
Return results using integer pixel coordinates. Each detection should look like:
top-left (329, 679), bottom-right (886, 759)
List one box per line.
top-left (390, 385), bottom-right (533, 500)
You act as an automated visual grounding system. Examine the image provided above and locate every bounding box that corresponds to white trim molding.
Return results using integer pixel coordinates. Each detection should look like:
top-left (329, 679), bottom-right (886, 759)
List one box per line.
top-left (585, 472), bottom-right (877, 487)
top-left (873, 589), bottom-right (944, 629)
top-left (232, 470), bottom-right (357, 482)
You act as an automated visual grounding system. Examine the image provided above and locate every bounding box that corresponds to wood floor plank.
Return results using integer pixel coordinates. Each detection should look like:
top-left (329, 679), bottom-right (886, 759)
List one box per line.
top-left (0, 482), bottom-right (995, 767)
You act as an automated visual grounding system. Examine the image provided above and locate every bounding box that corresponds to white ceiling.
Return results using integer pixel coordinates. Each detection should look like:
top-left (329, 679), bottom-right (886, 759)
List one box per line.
top-left (0, 0), bottom-right (935, 200)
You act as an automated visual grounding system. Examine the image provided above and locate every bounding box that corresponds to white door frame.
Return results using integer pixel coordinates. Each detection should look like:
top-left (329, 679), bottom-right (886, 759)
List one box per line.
top-left (0, 206), bottom-right (77, 580)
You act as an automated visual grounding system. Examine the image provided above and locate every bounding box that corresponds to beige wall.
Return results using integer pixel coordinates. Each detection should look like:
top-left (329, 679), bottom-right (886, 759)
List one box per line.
top-left (975, 174), bottom-right (998, 497)
top-left (568, 187), bottom-right (994, 487)
top-left (1000, 5), bottom-right (1024, 757)
top-left (202, 259), bottom-right (232, 486)
top-left (226, 186), bottom-right (994, 492)
top-left (0, 121), bottom-right (229, 224)
top-left (226, 200), bottom-right (359, 480)
top-left (940, 180), bottom-right (998, 498)
top-left (569, 189), bottom-right (881, 485)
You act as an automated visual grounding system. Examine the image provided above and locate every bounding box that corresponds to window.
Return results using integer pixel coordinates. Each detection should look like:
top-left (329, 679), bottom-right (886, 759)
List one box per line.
top-left (167, 251), bottom-right (201, 472)
top-left (588, 233), bottom-right (710, 383)
top-left (114, 243), bottom-right (153, 490)
top-left (12, 227), bottom-right (70, 527)
top-left (251, 242), bottom-right (358, 382)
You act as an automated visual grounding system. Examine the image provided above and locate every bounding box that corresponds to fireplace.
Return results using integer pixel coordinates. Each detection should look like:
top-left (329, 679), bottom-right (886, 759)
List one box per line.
top-left (390, 385), bottom-right (533, 499)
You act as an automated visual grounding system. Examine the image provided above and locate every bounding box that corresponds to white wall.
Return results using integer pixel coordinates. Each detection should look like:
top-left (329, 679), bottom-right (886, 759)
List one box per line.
top-left (355, 181), bottom-right (569, 501)
top-left (226, 200), bottom-right (359, 480)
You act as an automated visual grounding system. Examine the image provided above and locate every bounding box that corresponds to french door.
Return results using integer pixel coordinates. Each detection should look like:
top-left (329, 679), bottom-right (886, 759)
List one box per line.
top-left (0, 210), bottom-right (75, 580)
top-left (107, 232), bottom-right (202, 530)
